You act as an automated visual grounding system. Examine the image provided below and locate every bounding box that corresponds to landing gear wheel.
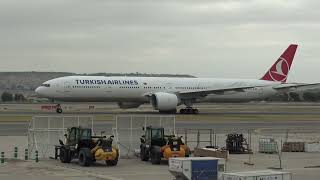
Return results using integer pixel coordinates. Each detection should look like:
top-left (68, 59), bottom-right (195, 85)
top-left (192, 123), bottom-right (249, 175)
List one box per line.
top-left (56, 108), bottom-right (63, 113)
top-left (193, 109), bottom-right (199, 114)
top-left (179, 108), bottom-right (199, 114)
top-left (56, 104), bottom-right (62, 113)
top-left (180, 109), bottom-right (186, 114)
top-left (186, 108), bottom-right (193, 114)
top-left (159, 109), bottom-right (177, 114)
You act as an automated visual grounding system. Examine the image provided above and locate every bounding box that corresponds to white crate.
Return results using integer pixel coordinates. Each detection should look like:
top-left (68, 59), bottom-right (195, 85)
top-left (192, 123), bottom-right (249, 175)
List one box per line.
top-left (222, 170), bottom-right (291, 180)
top-left (305, 143), bottom-right (320, 152)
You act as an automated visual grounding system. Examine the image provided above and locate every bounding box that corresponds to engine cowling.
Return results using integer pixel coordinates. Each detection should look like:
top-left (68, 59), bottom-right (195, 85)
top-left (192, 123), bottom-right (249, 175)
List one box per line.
top-left (117, 102), bottom-right (142, 109)
top-left (151, 92), bottom-right (179, 111)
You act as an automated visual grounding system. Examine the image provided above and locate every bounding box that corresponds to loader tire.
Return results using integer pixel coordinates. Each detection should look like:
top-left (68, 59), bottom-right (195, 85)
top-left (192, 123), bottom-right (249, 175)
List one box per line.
top-left (60, 147), bottom-right (71, 163)
top-left (151, 146), bottom-right (161, 165)
top-left (78, 148), bottom-right (92, 166)
top-left (140, 147), bottom-right (149, 161)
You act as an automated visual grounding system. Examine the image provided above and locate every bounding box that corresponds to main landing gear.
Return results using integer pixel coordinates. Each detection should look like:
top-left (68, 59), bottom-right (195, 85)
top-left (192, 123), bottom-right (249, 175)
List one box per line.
top-left (179, 107), bottom-right (199, 114)
top-left (56, 104), bottom-right (63, 114)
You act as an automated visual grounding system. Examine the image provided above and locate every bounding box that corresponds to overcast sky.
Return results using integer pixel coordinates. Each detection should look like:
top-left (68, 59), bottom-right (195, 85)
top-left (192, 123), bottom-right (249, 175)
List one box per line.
top-left (0, 0), bottom-right (319, 82)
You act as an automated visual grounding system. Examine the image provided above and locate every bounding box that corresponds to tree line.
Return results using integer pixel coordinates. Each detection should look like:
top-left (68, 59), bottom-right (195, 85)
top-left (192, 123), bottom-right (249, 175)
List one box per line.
top-left (1, 92), bottom-right (26, 102)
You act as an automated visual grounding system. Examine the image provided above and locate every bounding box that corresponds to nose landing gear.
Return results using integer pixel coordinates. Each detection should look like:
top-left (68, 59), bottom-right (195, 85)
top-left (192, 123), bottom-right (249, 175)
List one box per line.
top-left (56, 104), bottom-right (63, 113)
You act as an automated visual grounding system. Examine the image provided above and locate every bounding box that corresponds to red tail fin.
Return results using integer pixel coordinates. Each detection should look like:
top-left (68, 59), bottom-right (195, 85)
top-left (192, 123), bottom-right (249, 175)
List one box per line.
top-left (260, 44), bottom-right (298, 83)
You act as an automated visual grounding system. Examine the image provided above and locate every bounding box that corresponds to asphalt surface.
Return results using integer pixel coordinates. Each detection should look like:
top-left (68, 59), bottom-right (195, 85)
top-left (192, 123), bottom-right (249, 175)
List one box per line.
top-left (1, 119), bottom-right (320, 136)
top-left (3, 102), bottom-right (320, 115)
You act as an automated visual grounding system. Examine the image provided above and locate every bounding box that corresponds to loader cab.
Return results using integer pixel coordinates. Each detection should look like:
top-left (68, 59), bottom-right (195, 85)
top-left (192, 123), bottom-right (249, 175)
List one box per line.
top-left (145, 126), bottom-right (166, 147)
top-left (66, 127), bottom-right (92, 147)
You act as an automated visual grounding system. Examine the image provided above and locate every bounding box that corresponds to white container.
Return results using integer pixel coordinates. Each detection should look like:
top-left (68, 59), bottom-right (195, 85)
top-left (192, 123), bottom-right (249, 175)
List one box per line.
top-left (305, 143), bottom-right (320, 152)
top-left (259, 138), bottom-right (277, 153)
top-left (169, 157), bottom-right (225, 180)
top-left (222, 170), bottom-right (291, 180)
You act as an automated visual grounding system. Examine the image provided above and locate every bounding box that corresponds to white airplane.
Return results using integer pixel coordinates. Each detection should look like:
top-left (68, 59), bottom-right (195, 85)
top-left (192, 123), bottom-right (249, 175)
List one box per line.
top-left (35, 44), bottom-right (318, 114)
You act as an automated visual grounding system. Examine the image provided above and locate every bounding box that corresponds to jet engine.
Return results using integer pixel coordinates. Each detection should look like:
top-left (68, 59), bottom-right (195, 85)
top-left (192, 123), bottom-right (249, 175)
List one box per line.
top-left (151, 92), bottom-right (179, 112)
top-left (117, 102), bottom-right (142, 109)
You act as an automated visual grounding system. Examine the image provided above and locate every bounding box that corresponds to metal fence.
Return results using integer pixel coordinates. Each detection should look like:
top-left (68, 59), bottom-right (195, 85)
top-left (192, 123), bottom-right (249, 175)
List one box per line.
top-left (177, 128), bottom-right (320, 153)
top-left (28, 116), bottom-right (94, 158)
top-left (27, 115), bottom-right (320, 160)
top-left (112, 115), bottom-right (176, 158)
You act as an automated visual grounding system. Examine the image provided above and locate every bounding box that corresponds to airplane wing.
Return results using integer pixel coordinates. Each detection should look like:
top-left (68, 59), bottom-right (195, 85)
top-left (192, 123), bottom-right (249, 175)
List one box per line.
top-left (143, 85), bottom-right (269, 99)
top-left (272, 83), bottom-right (320, 91)
top-left (177, 85), bottom-right (268, 98)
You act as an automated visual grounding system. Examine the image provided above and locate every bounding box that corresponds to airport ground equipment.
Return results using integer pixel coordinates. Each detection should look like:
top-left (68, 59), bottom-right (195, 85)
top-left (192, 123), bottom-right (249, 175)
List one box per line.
top-left (140, 126), bottom-right (190, 164)
top-left (193, 147), bottom-right (229, 159)
top-left (222, 170), bottom-right (291, 180)
top-left (226, 133), bottom-right (251, 154)
top-left (169, 157), bottom-right (224, 180)
top-left (304, 142), bottom-right (320, 152)
top-left (259, 138), bottom-right (278, 154)
top-left (282, 142), bottom-right (305, 152)
top-left (55, 127), bottom-right (119, 166)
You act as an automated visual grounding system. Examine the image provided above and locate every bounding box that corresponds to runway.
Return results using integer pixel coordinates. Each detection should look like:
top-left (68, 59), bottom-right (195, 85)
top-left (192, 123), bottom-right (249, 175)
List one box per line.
top-left (2, 102), bottom-right (320, 116)
top-left (1, 119), bottom-right (320, 136)
top-left (1, 103), bottom-right (320, 136)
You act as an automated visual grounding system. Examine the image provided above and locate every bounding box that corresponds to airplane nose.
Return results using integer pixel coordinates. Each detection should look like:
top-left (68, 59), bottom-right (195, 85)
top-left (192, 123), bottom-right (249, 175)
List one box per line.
top-left (35, 86), bottom-right (44, 96)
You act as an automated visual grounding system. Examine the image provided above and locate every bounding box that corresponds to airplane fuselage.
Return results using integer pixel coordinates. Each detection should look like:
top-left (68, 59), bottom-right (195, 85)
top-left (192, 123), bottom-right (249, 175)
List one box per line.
top-left (36, 76), bottom-right (280, 103)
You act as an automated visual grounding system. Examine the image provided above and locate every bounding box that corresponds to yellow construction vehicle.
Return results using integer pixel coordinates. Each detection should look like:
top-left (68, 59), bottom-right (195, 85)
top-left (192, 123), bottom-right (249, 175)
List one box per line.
top-left (56, 127), bottom-right (119, 166)
top-left (140, 126), bottom-right (190, 164)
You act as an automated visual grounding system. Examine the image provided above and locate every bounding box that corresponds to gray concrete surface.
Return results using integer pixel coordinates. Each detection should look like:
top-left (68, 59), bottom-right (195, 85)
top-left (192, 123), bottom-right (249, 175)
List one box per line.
top-left (1, 147), bottom-right (320, 180)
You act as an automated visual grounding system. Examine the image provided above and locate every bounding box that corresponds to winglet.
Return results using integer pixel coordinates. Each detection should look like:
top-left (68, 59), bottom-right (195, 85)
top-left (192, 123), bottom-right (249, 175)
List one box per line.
top-left (260, 44), bottom-right (298, 83)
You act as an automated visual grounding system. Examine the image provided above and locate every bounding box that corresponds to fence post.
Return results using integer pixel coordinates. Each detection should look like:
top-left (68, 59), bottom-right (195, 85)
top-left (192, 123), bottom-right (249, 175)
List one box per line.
top-left (210, 129), bottom-right (213, 147)
top-left (14, 147), bottom-right (18, 159)
top-left (25, 149), bottom-right (28, 160)
top-left (35, 150), bottom-right (39, 162)
top-left (196, 130), bottom-right (200, 148)
top-left (184, 129), bottom-right (188, 146)
top-left (1, 152), bottom-right (4, 164)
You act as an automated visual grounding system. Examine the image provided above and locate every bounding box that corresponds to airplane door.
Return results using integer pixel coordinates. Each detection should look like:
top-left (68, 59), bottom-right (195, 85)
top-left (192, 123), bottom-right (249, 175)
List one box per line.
top-left (165, 83), bottom-right (174, 92)
top-left (64, 81), bottom-right (72, 93)
top-left (104, 85), bottom-right (113, 97)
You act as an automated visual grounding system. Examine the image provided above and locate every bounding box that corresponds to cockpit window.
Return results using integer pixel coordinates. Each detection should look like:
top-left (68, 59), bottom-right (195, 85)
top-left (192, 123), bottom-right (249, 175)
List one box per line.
top-left (41, 84), bottom-right (50, 87)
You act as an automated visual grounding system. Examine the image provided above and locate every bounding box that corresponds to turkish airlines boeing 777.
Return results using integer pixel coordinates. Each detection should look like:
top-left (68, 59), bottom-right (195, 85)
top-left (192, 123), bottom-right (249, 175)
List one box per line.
top-left (35, 44), bottom-right (317, 114)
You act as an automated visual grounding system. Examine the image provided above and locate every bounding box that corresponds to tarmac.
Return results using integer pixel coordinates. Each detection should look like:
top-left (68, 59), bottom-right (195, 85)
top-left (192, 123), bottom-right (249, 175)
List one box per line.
top-left (1, 103), bottom-right (320, 179)
top-left (1, 147), bottom-right (320, 180)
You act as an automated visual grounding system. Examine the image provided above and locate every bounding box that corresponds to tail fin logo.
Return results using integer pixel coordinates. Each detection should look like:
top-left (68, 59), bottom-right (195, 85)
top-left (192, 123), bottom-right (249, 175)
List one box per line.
top-left (260, 44), bottom-right (298, 83)
top-left (269, 57), bottom-right (289, 82)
